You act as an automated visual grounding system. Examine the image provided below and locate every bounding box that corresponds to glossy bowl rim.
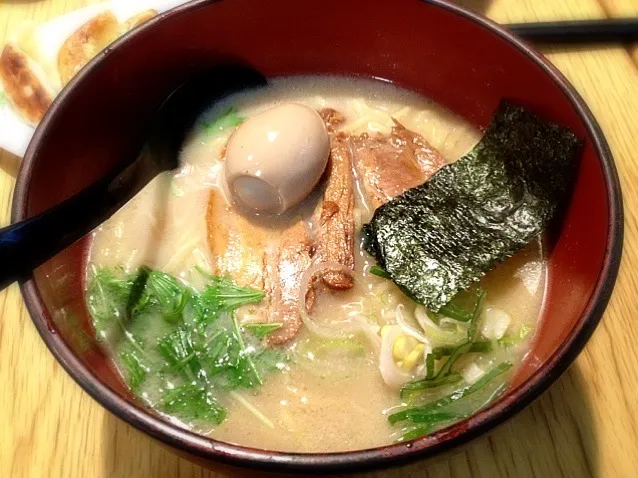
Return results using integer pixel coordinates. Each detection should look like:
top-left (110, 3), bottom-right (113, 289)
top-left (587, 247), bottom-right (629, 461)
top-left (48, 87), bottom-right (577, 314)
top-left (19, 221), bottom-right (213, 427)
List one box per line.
top-left (12, 0), bottom-right (623, 473)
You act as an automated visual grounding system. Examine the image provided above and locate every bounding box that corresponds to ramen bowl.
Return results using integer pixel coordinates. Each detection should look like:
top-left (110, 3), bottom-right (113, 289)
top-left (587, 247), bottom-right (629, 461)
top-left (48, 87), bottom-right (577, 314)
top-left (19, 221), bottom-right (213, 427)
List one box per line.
top-left (12, 0), bottom-right (622, 474)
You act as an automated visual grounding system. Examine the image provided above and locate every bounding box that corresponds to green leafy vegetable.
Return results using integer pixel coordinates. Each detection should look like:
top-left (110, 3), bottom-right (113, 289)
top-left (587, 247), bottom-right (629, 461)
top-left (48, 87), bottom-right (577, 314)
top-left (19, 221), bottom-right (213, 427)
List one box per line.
top-left (400, 342), bottom-right (477, 400)
top-left (389, 361), bottom-right (513, 425)
top-left (0, 91), bottom-right (6, 108)
top-left (86, 266), bottom-right (278, 425)
top-left (400, 373), bottom-right (463, 399)
top-left (401, 287), bottom-right (488, 398)
top-left (425, 353), bottom-right (435, 379)
top-left (432, 340), bottom-right (492, 359)
top-left (203, 106), bottom-right (244, 136)
top-left (196, 325), bottom-right (262, 389)
top-left (392, 360), bottom-right (512, 442)
top-left (253, 348), bottom-right (288, 375)
top-left (120, 351), bottom-right (148, 390)
top-left (199, 330), bottom-right (234, 375)
top-left (146, 270), bottom-right (190, 321)
top-left (369, 265), bottom-right (391, 279)
top-left (467, 288), bottom-right (486, 343)
top-left (197, 268), bottom-right (265, 311)
top-left (244, 322), bottom-right (283, 339)
top-left (395, 409), bottom-right (471, 442)
top-left (364, 101), bottom-right (581, 311)
top-left (86, 265), bottom-right (134, 335)
top-left (157, 328), bottom-right (202, 381)
top-left (391, 288), bottom-right (503, 441)
top-left (119, 267), bottom-right (193, 322)
top-left (438, 302), bottom-right (472, 322)
top-left (230, 312), bottom-right (262, 386)
top-left (161, 383), bottom-right (227, 424)
top-left (437, 287), bottom-right (485, 322)
top-left (86, 266), bottom-right (151, 358)
top-left (435, 342), bottom-right (472, 378)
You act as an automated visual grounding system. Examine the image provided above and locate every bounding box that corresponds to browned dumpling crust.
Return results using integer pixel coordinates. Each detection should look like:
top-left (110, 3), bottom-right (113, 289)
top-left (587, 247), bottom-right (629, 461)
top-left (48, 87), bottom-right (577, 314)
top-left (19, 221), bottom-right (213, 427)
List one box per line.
top-left (57, 11), bottom-right (120, 86)
top-left (121, 9), bottom-right (157, 31)
top-left (57, 9), bottom-right (158, 86)
top-left (0, 43), bottom-right (53, 125)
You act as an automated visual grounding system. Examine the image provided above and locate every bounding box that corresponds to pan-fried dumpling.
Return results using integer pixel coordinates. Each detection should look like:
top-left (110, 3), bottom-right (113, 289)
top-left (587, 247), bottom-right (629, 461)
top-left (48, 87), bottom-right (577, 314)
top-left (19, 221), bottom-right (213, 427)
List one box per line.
top-left (0, 43), bottom-right (54, 126)
top-left (57, 11), bottom-right (120, 86)
top-left (0, 7), bottom-right (159, 126)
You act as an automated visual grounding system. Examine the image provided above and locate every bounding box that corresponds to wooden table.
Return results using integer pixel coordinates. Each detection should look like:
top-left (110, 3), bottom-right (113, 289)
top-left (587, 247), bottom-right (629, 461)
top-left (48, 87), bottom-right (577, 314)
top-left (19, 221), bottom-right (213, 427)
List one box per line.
top-left (2, 0), bottom-right (638, 476)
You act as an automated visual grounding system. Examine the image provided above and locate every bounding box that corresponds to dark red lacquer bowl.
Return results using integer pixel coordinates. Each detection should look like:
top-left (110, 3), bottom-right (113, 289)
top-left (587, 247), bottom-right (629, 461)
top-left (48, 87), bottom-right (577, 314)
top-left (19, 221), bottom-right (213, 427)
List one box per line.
top-left (12, 0), bottom-right (622, 474)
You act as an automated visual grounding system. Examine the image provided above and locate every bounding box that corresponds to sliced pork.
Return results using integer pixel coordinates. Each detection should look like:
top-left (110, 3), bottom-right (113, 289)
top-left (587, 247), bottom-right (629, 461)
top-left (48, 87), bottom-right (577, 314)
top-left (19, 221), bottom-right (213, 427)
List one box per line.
top-left (206, 189), bottom-right (269, 290)
top-left (351, 119), bottom-right (446, 207)
top-left (266, 221), bottom-right (314, 345)
top-left (207, 189), bottom-right (313, 346)
top-left (206, 110), bottom-right (444, 346)
top-left (313, 133), bottom-right (355, 290)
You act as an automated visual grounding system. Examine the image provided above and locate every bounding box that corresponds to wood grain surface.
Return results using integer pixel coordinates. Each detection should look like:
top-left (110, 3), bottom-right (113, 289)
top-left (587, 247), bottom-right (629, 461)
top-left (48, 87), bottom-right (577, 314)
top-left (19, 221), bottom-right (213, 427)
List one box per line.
top-left (1, 1), bottom-right (638, 477)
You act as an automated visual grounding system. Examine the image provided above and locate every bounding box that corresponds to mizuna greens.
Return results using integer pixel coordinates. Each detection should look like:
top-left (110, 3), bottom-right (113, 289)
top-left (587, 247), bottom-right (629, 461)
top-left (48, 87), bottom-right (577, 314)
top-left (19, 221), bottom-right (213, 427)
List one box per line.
top-left (86, 266), bottom-right (284, 424)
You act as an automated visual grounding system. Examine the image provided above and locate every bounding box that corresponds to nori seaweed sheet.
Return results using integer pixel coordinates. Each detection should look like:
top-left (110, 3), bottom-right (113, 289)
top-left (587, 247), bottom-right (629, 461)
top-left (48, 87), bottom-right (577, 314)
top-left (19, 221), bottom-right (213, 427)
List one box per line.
top-left (363, 101), bottom-right (582, 311)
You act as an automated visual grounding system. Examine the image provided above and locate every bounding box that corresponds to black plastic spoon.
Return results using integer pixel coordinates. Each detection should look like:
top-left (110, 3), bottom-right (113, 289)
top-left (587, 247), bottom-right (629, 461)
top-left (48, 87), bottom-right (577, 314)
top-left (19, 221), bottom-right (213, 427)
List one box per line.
top-left (507, 18), bottom-right (638, 43)
top-left (0, 65), bottom-right (267, 291)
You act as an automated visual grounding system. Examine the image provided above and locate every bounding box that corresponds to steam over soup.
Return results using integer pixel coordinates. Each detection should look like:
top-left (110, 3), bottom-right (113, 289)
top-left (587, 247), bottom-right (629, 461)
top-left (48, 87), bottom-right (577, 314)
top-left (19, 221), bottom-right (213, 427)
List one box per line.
top-left (86, 76), bottom-right (579, 451)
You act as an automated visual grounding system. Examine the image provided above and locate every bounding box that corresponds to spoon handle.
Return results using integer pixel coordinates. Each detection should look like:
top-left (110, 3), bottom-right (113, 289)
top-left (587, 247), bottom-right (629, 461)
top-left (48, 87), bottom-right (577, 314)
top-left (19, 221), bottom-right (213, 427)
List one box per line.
top-left (508, 18), bottom-right (638, 43)
top-left (0, 151), bottom-right (153, 291)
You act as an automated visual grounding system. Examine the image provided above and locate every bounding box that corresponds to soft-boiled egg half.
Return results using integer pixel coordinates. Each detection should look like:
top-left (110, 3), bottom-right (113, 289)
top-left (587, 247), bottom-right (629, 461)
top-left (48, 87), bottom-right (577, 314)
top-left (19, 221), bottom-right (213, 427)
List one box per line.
top-left (224, 103), bottom-right (330, 214)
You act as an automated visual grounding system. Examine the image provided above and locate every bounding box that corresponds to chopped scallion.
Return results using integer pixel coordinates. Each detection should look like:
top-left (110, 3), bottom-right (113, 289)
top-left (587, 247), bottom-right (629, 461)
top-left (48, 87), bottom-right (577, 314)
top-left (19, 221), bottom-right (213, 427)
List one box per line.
top-left (369, 265), bottom-right (391, 279)
top-left (389, 361), bottom-right (512, 425)
top-left (432, 340), bottom-right (492, 359)
top-left (400, 373), bottom-right (463, 399)
top-left (435, 342), bottom-right (472, 378)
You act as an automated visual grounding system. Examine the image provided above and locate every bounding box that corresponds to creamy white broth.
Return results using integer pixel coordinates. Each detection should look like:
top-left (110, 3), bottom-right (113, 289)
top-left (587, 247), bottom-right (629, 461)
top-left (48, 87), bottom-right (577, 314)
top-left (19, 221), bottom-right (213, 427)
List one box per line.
top-left (87, 76), bottom-right (545, 452)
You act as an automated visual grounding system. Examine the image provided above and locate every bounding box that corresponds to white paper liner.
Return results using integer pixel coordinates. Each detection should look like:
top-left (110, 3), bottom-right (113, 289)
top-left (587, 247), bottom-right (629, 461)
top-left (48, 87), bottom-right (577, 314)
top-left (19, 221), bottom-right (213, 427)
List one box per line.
top-left (0, 0), bottom-right (189, 157)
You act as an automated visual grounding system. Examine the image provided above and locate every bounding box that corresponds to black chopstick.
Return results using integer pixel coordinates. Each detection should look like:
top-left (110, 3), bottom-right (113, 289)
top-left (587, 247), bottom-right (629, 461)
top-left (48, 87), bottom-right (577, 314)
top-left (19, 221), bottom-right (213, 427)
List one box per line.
top-left (506, 18), bottom-right (638, 43)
